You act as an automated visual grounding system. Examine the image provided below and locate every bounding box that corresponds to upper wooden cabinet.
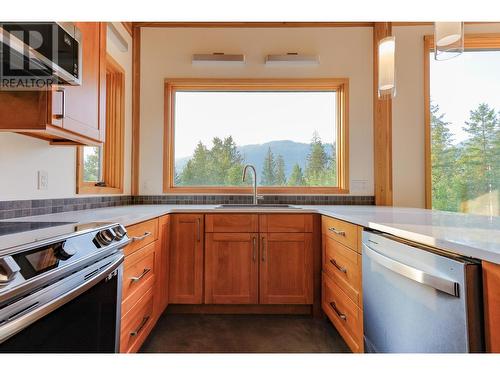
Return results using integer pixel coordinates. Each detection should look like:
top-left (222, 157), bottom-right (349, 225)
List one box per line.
top-left (0, 22), bottom-right (106, 145)
top-left (169, 214), bottom-right (204, 304)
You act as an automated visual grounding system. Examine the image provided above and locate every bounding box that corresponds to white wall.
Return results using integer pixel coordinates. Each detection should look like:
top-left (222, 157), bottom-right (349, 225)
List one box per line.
top-left (392, 23), bottom-right (500, 208)
top-left (139, 27), bottom-right (374, 195)
top-left (0, 22), bottom-right (133, 201)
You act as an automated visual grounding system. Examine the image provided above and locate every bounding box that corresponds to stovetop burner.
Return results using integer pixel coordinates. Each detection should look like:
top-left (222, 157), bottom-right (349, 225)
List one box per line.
top-left (0, 222), bottom-right (76, 236)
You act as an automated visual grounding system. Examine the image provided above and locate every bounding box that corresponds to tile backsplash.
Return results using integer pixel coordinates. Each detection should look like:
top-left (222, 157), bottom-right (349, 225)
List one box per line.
top-left (0, 195), bottom-right (374, 220)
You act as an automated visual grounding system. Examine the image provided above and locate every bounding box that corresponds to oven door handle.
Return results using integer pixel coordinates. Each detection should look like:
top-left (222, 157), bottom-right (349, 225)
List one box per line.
top-left (0, 254), bottom-right (124, 344)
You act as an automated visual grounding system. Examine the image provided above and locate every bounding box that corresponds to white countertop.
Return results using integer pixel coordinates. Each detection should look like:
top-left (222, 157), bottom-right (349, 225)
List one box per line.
top-left (1, 204), bottom-right (499, 264)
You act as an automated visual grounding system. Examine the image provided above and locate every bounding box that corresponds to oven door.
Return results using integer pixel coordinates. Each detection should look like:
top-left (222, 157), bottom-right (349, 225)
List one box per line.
top-left (0, 253), bottom-right (123, 353)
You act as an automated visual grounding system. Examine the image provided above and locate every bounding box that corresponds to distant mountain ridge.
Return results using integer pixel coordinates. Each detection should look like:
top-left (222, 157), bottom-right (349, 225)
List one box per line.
top-left (175, 140), bottom-right (334, 183)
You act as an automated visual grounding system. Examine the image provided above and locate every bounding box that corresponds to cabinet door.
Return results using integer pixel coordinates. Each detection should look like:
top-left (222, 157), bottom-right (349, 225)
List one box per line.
top-left (168, 214), bottom-right (204, 304)
top-left (259, 233), bottom-right (313, 304)
top-left (54, 22), bottom-right (106, 141)
top-left (205, 233), bottom-right (259, 304)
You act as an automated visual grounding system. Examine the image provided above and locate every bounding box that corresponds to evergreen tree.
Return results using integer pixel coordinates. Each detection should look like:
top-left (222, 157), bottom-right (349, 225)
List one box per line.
top-left (461, 103), bottom-right (499, 202)
top-left (83, 147), bottom-right (101, 182)
top-left (275, 154), bottom-right (286, 186)
top-left (288, 163), bottom-right (305, 186)
top-left (261, 147), bottom-right (276, 185)
top-left (304, 131), bottom-right (329, 186)
top-left (430, 103), bottom-right (460, 211)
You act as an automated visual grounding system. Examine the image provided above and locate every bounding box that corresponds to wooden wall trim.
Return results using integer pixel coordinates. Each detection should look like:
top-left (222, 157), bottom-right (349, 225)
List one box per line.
top-left (373, 22), bottom-right (393, 206)
top-left (131, 27), bottom-right (141, 195)
top-left (134, 22), bottom-right (374, 28)
top-left (121, 22), bottom-right (133, 36)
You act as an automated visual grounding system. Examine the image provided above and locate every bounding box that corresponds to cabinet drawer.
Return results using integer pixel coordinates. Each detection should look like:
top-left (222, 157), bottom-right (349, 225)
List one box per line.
top-left (122, 241), bottom-right (156, 315)
top-left (259, 214), bottom-right (313, 233)
top-left (322, 272), bottom-right (363, 353)
top-left (124, 218), bottom-right (158, 256)
top-left (323, 236), bottom-right (362, 306)
top-left (120, 287), bottom-right (154, 353)
top-left (322, 216), bottom-right (359, 252)
top-left (205, 214), bottom-right (258, 233)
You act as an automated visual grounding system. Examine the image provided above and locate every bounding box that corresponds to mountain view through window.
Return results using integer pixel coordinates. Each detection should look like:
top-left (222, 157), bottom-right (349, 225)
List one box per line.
top-left (173, 91), bottom-right (338, 187)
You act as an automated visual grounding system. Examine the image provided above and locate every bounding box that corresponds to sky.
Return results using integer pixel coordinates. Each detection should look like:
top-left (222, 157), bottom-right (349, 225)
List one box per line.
top-left (430, 50), bottom-right (500, 144)
top-left (174, 91), bottom-right (337, 158)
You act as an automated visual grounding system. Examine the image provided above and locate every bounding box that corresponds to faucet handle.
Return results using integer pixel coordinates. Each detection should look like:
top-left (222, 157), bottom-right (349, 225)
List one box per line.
top-left (256, 194), bottom-right (265, 202)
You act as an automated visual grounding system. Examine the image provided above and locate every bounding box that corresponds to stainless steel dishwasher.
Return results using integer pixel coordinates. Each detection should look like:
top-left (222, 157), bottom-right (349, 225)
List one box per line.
top-left (362, 230), bottom-right (484, 353)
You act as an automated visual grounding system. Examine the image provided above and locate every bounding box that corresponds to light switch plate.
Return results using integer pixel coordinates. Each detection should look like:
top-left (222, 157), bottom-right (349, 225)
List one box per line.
top-left (351, 179), bottom-right (368, 194)
top-left (38, 170), bottom-right (48, 190)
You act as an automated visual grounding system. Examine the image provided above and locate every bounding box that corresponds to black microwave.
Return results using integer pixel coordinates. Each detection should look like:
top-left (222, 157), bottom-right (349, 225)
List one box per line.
top-left (0, 22), bottom-right (82, 85)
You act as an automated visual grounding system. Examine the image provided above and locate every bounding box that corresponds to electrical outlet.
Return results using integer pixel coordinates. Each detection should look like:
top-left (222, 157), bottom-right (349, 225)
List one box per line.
top-left (38, 170), bottom-right (48, 190)
top-left (351, 179), bottom-right (368, 194)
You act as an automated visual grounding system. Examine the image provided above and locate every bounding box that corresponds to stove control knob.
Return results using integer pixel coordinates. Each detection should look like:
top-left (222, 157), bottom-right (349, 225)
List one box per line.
top-left (113, 225), bottom-right (126, 240)
top-left (54, 241), bottom-right (76, 261)
top-left (95, 228), bottom-right (116, 246)
top-left (0, 256), bottom-right (20, 284)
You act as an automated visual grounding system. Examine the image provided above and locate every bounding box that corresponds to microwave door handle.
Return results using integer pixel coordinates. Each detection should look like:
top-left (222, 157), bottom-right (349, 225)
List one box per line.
top-left (0, 254), bottom-right (124, 345)
top-left (363, 243), bottom-right (460, 297)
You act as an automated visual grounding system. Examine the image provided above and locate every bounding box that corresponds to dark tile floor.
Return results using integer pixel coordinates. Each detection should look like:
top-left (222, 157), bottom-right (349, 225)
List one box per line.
top-left (140, 313), bottom-right (351, 353)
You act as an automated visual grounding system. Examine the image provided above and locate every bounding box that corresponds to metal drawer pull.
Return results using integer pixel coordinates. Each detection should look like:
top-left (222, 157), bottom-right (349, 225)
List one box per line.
top-left (330, 259), bottom-right (347, 273)
top-left (328, 227), bottom-right (346, 236)
top-left (55, 88), bottom-right (66, 119)
top-left (261, 237), bottom-right (266, 262)
top-left (130, 268), bottom-right (151, 283)
top-left (329, 301), bottom-right (347, 321)
top-left (130, 315), bottom-right (150, 337)
top-left (363, 243), bottom-right (460, 297)
top-left (252, 236), bottom-right (257, 262)
top-left (132, 232), bottom-right (152, 242)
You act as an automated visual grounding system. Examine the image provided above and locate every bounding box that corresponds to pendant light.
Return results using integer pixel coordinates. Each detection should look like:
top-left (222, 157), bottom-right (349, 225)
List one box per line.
top-left (378, 36), bottom-right (396, 99)
top-left (434, 22), bottom-right (464, 60)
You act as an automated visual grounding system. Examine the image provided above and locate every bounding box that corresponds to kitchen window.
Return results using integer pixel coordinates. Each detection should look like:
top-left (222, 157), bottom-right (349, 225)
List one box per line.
top-left (425, 35), bottom-right (500, 216)
top-left (77, 54), bottom-right (125, 194)
top-left (163, 79), bottom-right (349, 194)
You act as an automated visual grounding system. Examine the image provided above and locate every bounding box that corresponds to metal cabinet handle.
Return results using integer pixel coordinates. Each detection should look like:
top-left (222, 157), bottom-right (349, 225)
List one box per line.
top-left (55, 88), bottom-right (65, 119)
top-left (330, 259), bottom-right (347, 274)
top-left (130, 268), bottom-right (151, 283)
top-left (196, 218), bottom-right (201, 242)
top-left (363, 243), bottom-right (460, 297)
top-left (130, 315), bottom-right (150, 337)
top-left (329, 301), bottom-right (347, 321)
top-left (328, 227), bottom-right (346, 236)
top-left (261, 236), bottom-right (266, 262)
top-left (252, 236), bottom-right (257, 262)
top-left (132, 232), bottom-right (152, 242)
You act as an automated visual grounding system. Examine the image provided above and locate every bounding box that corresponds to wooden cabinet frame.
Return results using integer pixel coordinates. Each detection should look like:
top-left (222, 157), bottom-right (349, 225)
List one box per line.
top-left (76, 54), bottom-right (125, 194)
top-left (163, 78), bottom-right (350, 195)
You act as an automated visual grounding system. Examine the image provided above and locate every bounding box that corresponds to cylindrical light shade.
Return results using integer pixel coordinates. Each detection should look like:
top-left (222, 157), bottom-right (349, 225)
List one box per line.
top-left (434, 22), bottom-right (464, 60)
top-left (378, 36), bottom-right (396, 99)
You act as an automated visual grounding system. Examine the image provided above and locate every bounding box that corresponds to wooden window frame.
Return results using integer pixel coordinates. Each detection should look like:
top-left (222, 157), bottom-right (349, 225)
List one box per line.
top-left (163, 78), bottom-right (349, 195)
top-left (77, 54), bottom-right (125, 194)
top-left (424, 33), bottom-right (500, 208)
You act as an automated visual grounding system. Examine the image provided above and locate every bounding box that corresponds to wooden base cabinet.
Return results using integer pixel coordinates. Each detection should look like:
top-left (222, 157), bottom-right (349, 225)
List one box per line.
top-left (120, 218), bottom-right (159, 353)
top-left (205, 233), bottom-right (259, 304)
top-left (483, 261), bottom-right (500, 352)
top-left (321, 215), bottom-right (364, 353)
top-left (169, 214), bottom-right (204, 304)
top-left (259, 233), bottom-right (313, 304)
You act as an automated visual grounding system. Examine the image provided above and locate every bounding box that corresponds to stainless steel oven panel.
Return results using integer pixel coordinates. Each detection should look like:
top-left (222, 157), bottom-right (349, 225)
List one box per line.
top-left (0, 252), bottom-right (123, 344)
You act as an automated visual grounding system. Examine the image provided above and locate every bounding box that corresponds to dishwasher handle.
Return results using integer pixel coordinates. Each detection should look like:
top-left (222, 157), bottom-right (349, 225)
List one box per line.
top-left (363, 243), bottom-right (460, 297)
